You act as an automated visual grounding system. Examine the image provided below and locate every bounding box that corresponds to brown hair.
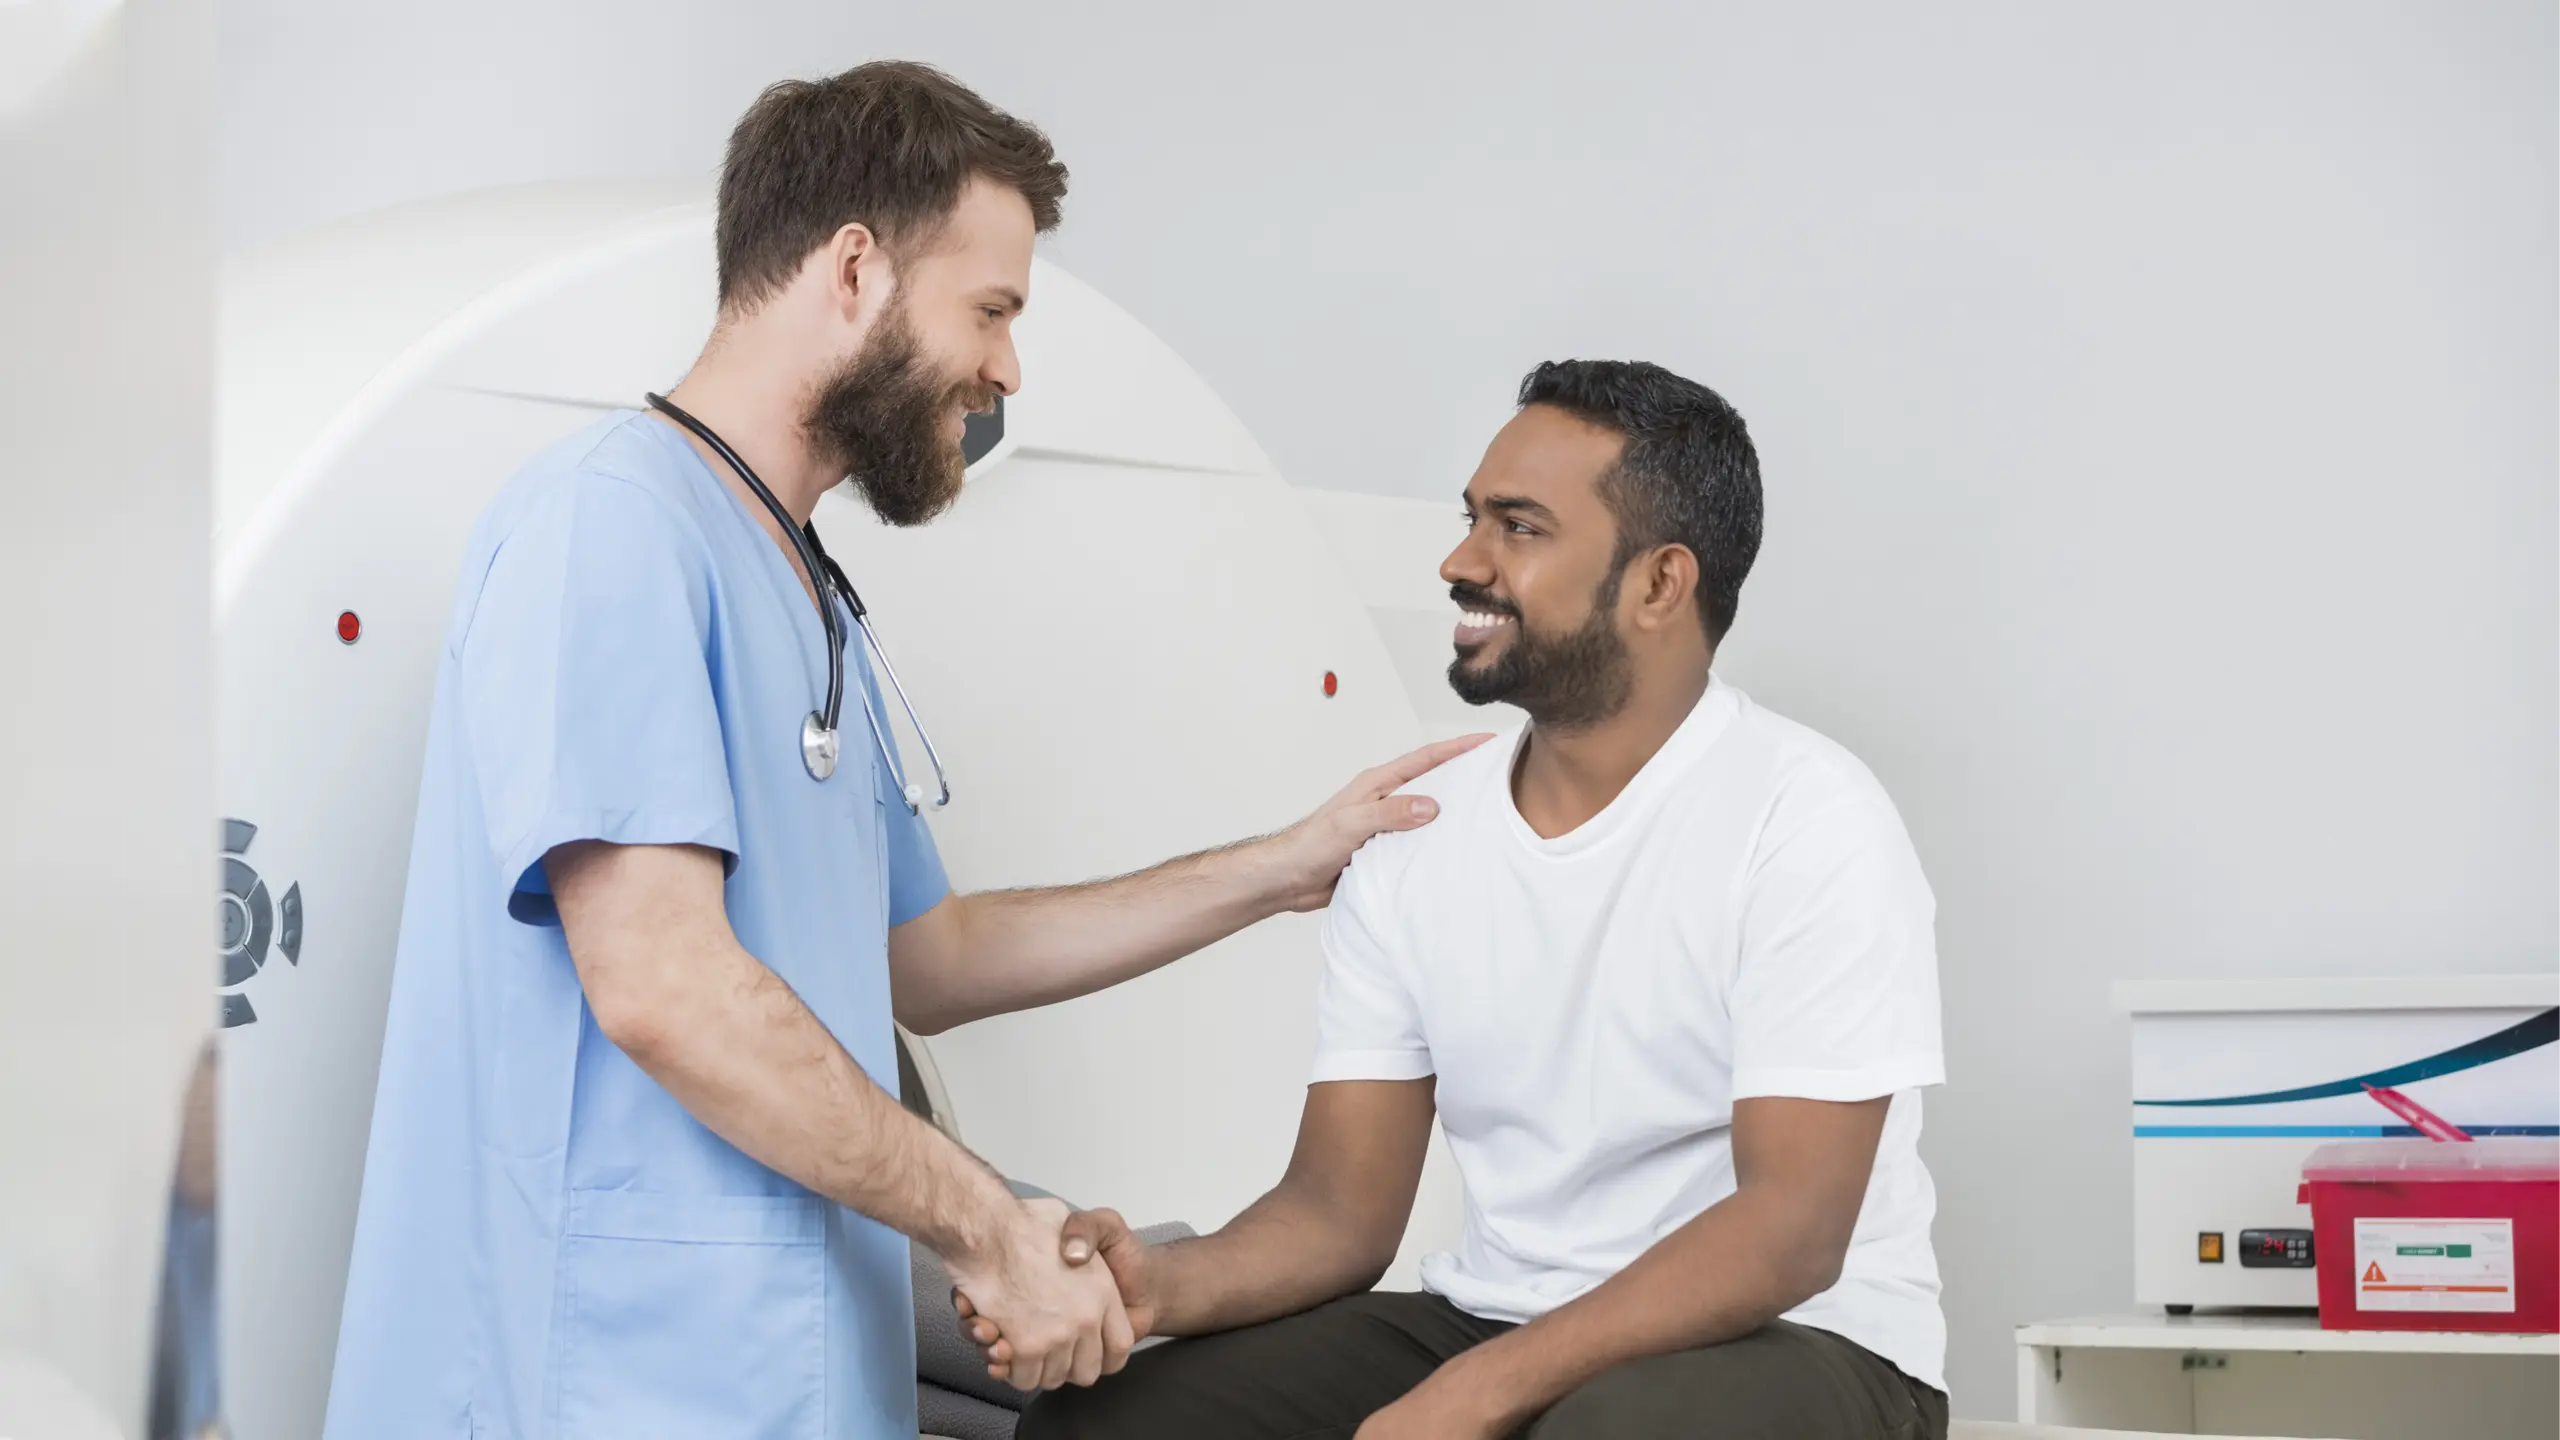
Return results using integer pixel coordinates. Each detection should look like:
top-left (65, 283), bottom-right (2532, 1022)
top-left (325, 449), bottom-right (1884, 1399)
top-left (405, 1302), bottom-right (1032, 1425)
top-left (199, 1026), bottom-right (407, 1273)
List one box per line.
top-left (715, 61), bottom-right (1068, 312)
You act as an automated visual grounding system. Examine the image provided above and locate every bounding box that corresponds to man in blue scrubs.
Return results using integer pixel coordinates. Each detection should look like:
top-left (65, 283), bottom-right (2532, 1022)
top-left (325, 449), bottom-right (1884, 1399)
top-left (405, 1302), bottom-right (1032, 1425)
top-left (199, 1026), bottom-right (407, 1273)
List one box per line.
top-left (324, 62), bottom-right (1479, 1439)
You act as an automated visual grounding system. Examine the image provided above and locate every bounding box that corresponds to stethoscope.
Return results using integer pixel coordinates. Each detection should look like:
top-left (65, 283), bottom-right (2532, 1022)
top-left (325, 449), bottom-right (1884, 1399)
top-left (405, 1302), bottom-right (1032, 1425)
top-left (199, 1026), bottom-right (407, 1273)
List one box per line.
top-left (646, 392), bottom-right (951, 809)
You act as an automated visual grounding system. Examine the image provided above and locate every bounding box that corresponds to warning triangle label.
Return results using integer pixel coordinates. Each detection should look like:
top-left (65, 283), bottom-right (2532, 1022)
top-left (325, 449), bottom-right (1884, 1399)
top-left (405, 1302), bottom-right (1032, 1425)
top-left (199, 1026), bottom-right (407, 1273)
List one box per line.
top-left (2363, 1262), bottom-right (2387, 1283)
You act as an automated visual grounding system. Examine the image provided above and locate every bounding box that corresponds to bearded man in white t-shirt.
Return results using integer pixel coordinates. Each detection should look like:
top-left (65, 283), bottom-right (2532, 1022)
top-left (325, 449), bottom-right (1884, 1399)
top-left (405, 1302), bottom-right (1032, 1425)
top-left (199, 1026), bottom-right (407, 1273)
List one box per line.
top-left (996, 359), bottom-right (1948, 1440)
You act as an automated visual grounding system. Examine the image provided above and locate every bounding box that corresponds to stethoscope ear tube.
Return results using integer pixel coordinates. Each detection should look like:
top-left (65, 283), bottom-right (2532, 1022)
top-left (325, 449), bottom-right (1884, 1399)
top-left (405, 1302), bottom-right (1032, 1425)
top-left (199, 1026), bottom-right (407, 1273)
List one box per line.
top-left (851, 608), bottom-right (951, 810)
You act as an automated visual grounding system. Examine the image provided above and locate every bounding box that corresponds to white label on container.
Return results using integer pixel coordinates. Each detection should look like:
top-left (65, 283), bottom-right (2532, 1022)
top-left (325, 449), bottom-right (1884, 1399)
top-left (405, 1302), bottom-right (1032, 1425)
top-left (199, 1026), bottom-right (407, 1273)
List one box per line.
top-left (2353, 1217), bottom-right (2516, 1313)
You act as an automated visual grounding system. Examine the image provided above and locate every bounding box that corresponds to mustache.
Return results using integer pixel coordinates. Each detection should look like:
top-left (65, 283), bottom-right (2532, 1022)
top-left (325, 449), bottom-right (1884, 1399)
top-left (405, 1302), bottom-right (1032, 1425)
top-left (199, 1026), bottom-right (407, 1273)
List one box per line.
top-left (1448, 583), bottom-right (1518, 619)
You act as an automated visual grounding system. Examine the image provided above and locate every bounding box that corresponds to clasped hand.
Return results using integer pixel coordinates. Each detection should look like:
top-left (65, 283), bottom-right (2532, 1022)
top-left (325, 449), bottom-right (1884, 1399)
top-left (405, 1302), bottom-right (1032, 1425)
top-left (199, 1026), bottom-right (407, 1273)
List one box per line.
top-left (951, 1206), bottom-right (1155, 1390)
top-left (942, 1197), bottom-right (1133, 1392)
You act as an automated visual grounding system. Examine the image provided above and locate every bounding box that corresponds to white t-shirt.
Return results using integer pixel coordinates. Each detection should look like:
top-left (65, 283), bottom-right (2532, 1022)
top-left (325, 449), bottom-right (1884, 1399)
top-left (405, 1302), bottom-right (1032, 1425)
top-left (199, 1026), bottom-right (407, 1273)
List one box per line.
top-left (1313, 677), bottom-right (1947, 1392)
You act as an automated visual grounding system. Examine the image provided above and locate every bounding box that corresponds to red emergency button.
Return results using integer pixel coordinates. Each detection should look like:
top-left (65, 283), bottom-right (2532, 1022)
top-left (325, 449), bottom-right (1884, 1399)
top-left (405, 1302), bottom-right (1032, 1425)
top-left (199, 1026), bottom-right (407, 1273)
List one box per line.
top-left (337, 610), bottom-right (362, 644)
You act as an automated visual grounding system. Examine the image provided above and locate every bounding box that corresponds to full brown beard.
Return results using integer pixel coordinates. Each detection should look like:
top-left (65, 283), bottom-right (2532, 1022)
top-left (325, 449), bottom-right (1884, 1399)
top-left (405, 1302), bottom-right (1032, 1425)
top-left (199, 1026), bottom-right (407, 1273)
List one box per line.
top-left (804, 301), bottom-right (993, 528)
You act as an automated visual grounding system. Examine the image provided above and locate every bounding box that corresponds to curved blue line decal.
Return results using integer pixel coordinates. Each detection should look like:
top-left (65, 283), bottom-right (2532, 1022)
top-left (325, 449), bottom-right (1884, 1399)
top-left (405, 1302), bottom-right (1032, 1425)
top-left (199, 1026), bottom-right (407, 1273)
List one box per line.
top-left (2134, 1007), bottom-right (2557, 1109)
top-left (2134, 1124), bottom-right (2560, 1138)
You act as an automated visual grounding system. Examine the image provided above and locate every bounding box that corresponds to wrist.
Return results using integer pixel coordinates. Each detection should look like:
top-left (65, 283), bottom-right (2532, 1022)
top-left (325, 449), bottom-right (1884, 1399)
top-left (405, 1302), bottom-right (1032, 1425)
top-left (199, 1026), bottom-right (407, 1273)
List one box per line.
top-left (1217, 835), bottom-right (1300, 919)
top-left (1433, 1338), bottom-right (1551, 1429)
top-left (1134, 1238), bottom-right (1202, 1337)
top-left (938, 1177), bottom-right (1032, 1276)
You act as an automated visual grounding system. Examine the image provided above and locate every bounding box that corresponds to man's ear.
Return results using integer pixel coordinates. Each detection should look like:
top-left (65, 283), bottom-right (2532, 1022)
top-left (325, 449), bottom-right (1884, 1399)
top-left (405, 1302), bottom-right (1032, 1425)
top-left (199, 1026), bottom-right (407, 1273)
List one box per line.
top-left (1634, 544), bottom-right (1701, 632)
top-left (825, 222), bottom-right (891, 323)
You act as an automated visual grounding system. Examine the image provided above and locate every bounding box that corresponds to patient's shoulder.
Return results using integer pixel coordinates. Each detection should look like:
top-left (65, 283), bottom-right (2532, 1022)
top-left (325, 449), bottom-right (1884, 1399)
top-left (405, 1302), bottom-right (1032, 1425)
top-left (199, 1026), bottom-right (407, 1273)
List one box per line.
top-left (1337, 725), bottom-right (1519, 887)
top-left (1401, 725), bottom-right (1520, 807)
top-left (1711, 693), bottom-right (1914, 859)
top-left (1393, 725), bottom-right (1521, 842)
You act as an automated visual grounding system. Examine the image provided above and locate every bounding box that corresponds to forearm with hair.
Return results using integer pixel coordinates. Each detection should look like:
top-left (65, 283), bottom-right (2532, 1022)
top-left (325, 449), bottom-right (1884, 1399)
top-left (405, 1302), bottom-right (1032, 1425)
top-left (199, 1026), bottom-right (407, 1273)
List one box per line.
top-left (640, 940), bottom-right (1019, 1261)
top-left (895, 839), bottom-right (1284, 1033)
top-left (553, 840), bottom-right (1021, 1263)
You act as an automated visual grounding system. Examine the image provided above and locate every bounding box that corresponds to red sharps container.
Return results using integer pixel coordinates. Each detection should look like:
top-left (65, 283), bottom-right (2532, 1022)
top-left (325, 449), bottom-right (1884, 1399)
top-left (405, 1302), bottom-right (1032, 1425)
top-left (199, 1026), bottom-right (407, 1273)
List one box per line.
top-left (2298, 1136), bottom-right (2558, 1333)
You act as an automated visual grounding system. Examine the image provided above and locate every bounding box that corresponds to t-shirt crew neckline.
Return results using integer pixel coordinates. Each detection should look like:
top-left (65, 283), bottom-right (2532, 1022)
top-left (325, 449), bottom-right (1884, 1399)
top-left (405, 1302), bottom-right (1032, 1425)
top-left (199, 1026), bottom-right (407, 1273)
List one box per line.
top-left (1496, 676), bottom-right (1743, 860)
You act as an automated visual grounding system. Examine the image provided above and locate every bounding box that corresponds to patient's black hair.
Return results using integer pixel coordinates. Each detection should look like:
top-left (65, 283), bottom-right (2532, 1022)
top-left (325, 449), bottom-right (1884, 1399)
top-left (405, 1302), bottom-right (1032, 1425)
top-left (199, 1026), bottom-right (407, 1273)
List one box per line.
top-left (1517, 360), bottom-right (1763, 643)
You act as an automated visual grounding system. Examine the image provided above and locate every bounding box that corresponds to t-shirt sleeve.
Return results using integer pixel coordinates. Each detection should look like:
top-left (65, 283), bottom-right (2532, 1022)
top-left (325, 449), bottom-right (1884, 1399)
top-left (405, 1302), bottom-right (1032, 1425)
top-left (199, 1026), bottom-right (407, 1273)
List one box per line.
top-left (1730, 792), bottom-right (1944, 1103)
top-left (456, 474), bottom-right (741, 924)
top-left (1310, 842), bottom-right (1433, 1083)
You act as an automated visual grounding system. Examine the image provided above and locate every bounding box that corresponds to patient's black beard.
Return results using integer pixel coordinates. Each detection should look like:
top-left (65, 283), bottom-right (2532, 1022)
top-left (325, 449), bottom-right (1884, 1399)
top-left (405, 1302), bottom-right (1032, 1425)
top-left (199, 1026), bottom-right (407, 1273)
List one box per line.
top-left (1446, 575), bottom-right (1633, 729)
top-left (805, 305), bottom-right (985, 528)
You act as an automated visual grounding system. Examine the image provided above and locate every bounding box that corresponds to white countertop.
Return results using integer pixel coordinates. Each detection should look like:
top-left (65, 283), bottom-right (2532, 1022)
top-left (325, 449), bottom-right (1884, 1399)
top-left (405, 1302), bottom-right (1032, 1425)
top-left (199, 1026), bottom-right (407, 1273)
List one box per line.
top-left (2110, 974), bottom-right (2560, 1015)
top-left (2016, 1311), bottom-right (2559, 1356)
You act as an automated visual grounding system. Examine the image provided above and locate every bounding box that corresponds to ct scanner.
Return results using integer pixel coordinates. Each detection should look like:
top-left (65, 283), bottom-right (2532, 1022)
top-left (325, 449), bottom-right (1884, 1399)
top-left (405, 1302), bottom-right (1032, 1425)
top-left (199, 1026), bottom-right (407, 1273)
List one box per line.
top-left (211, 182), bottom-right (1475, 1438)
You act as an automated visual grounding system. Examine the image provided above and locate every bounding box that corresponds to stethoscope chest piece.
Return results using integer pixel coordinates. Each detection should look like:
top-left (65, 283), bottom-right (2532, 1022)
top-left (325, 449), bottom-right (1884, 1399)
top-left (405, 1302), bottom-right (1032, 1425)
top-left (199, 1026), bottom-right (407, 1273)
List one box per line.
top-left (801, 712), bottom-right (840, 781)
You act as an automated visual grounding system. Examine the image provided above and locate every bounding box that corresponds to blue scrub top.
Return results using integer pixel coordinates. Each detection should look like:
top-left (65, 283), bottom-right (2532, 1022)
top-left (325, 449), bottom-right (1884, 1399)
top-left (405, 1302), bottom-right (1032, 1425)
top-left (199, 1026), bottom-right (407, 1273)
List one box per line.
top-left (326, 412), bottom-right (950, 1440)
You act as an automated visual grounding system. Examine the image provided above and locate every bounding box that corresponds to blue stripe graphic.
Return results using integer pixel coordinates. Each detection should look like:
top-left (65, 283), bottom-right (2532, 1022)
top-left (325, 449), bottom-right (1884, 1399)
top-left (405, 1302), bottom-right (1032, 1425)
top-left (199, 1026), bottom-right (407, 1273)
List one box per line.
top-left (2133, 1008), bottom-right (2557, 1109)
top-left (2134, 1124), bottom-right (2560, 1138)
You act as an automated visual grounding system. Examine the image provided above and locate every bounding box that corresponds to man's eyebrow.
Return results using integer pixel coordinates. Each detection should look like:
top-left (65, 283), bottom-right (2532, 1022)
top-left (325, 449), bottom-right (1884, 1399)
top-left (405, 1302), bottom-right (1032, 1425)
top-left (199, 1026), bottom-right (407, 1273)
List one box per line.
top-left (979, 286), bottom-right (1027, 315)
top-left (1477, 493), bottom-right (1558, 522)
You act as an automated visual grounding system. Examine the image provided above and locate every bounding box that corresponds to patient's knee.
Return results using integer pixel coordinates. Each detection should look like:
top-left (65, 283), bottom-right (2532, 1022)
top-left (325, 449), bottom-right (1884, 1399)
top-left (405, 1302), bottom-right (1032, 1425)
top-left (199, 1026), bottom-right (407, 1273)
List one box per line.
top-left (1529, 1364), bottom-right (1690, 1438)
top-left (1014, 1383), bottom-right (1123, 1440)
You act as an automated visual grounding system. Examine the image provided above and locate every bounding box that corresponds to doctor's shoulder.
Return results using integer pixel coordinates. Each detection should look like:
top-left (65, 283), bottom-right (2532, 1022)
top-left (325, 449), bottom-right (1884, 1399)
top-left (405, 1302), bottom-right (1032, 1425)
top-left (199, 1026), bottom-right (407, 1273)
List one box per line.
top-left (446, 420), bottom-right (720, 643)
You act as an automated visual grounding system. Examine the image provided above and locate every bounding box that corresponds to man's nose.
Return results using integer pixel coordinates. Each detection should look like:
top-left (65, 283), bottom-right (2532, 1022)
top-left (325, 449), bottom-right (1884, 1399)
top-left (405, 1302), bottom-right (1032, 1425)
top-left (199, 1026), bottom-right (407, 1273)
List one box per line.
top-left (1441, 527), bottom-right (1493, 588)
top-left (982, 335), bottom-right (1021, 398)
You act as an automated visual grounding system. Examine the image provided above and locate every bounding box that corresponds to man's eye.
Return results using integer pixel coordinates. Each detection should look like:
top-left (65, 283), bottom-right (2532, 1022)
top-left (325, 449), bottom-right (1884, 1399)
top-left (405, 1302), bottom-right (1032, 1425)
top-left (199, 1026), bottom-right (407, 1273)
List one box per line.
top-left (1508, 520), bottom-right (1534, 535)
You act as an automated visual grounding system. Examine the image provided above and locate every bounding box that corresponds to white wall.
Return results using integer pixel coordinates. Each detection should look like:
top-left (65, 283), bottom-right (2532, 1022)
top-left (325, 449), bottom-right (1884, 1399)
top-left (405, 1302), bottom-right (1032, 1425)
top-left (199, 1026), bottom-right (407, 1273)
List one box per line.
top-left (1, 0), bottom-right (215, 1433)
top-left (219, 0), bottom-right (2558, 1419)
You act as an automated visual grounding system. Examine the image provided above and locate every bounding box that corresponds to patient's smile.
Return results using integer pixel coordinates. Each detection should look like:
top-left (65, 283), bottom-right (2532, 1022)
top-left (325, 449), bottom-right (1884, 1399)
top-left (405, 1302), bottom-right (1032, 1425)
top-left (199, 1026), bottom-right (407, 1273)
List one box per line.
top-left (1454, 609), bottom-right (1514, 648)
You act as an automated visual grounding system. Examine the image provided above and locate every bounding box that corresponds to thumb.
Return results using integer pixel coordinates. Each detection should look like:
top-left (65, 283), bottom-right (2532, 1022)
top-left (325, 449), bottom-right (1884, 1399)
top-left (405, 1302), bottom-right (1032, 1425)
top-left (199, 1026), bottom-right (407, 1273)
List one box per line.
top-left (1059, 1206), bottom-right (1130, 1266)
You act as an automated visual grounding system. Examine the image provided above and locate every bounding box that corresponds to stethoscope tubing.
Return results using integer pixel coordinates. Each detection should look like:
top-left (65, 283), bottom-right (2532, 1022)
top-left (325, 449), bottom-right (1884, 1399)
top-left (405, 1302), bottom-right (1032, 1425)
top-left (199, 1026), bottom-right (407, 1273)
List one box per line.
top-left (644, 393), bottom-right (948, 811)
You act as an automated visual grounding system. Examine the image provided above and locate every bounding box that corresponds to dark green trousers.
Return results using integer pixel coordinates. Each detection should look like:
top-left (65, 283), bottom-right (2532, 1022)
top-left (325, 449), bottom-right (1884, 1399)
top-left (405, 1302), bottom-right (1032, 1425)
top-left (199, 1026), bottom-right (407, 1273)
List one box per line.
top-left (1018, 1290), bottom-right (1947, 1440)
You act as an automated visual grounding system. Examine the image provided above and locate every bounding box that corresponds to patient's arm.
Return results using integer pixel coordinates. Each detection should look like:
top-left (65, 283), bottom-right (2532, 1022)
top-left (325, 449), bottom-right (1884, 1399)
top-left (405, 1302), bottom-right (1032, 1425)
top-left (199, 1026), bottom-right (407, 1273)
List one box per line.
top-left (1140, 1078), bottom-right (1437, 1335)
top-left (961, 1077), bottom-right (1435, 1372)
top-left (1365, 1093), bottom-right (1891, 1437)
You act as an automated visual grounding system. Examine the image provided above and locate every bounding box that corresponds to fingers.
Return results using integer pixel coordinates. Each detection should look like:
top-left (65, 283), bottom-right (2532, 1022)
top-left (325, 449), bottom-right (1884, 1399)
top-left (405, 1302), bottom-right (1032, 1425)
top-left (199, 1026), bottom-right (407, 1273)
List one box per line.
top-left (1325, 738), bottom-right (1490, 838)
top-left (1038, 1326), bottom-right (1076, 1392)
top-left (1006, 1343), bottom-right (1048, 1393)
top-left (1369, 734), bottom-right (1494, 791)
top-left (1351, 793), bottom-right (1441, 838)
top-left (957, 1295), bottom-right (1013, 1381)
top-left (1101, 1292), bottom-right (1136, 1377)
top-left (1069, 1319), bottom-right (1104, 1388)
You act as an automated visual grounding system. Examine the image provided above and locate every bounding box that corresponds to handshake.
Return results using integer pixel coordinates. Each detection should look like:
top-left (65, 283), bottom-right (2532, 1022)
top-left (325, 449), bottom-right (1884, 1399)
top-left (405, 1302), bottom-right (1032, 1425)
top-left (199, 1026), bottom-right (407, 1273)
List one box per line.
top-left (945, 1197), bottom-right (1155, 1392)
